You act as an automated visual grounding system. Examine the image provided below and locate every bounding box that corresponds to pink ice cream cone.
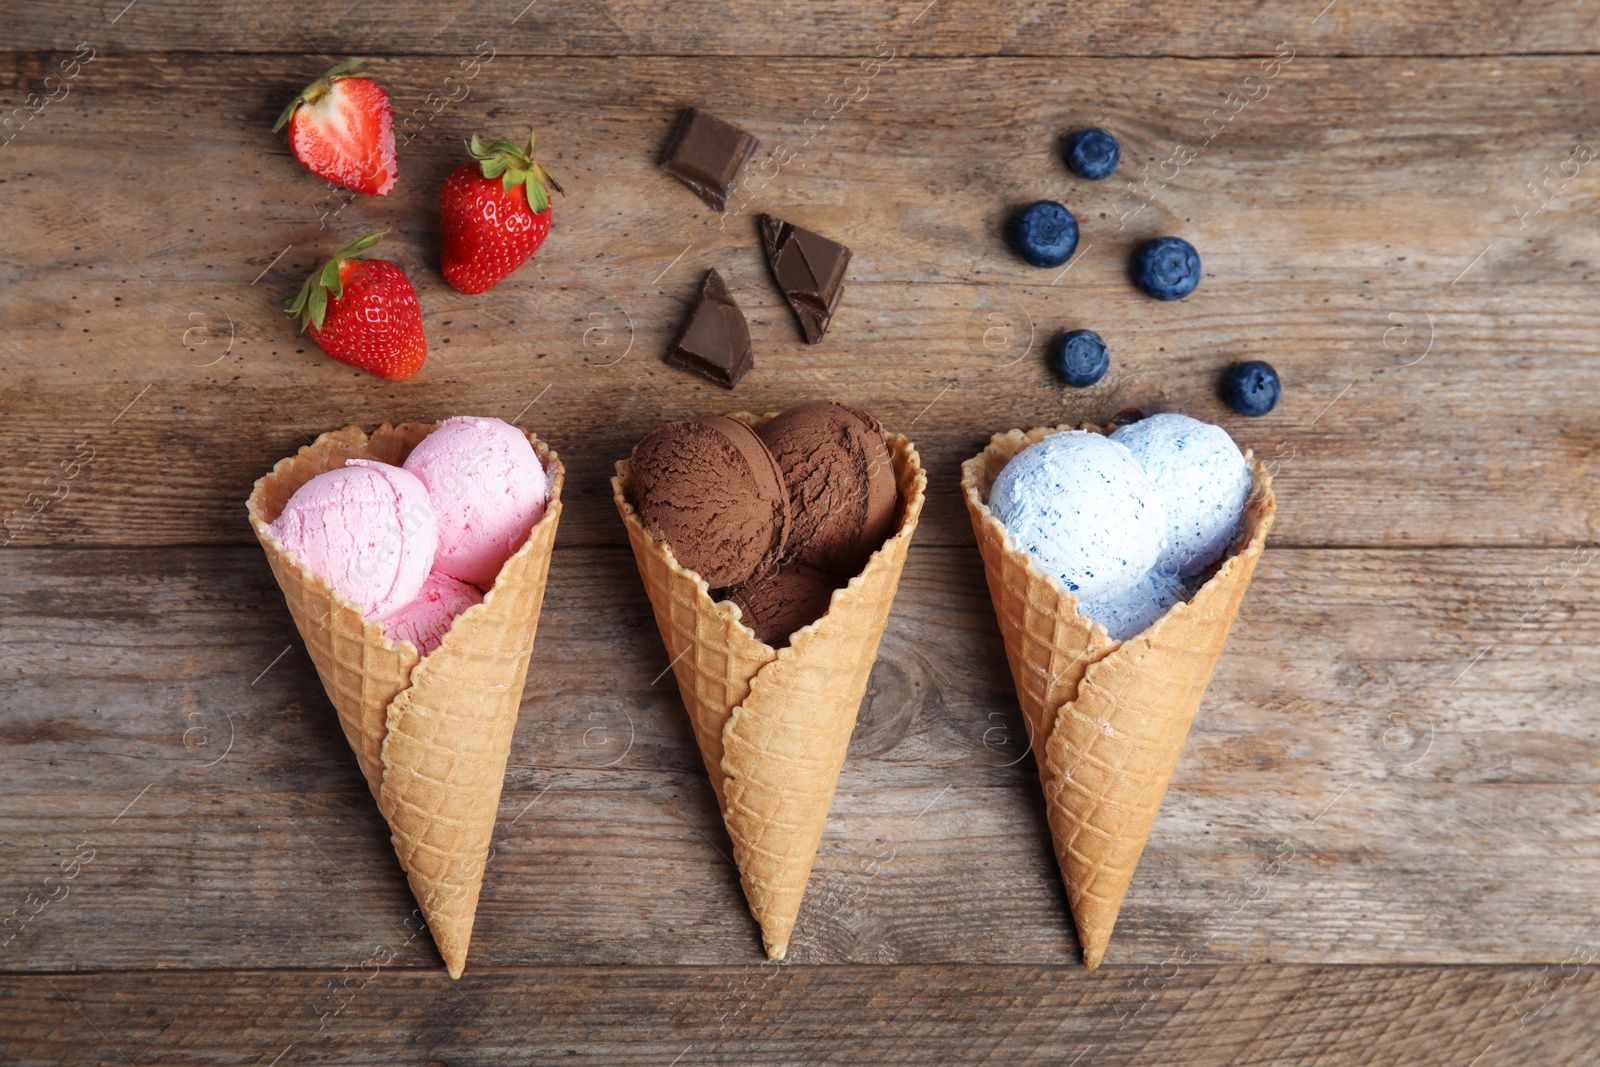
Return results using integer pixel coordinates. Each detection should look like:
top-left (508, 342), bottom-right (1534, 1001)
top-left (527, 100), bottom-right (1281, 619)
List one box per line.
top-left (266, 458), bottom-right (437, 621)
top-left (403, 416), bottom-right (549, 589)
top-left (383, 571), bottom-right (484, 655)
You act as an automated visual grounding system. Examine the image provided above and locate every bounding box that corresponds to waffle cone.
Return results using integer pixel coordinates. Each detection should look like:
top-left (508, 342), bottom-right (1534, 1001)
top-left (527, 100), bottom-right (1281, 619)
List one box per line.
top-left (961, 423), bottom-right (1275, 969)
top-left (613, 414), bottom-right (926, 960)
top-left (247, 422), bottom-right (564, 979)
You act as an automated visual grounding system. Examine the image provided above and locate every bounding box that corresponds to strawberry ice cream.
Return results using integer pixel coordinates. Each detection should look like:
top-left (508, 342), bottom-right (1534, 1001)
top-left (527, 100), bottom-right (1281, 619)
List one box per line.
top-left (403, 416), bottom-right (548, 589)
top-left (383, 571), bottom-right (484, 654)
top-left (267, 458), bottom-right (437, 620)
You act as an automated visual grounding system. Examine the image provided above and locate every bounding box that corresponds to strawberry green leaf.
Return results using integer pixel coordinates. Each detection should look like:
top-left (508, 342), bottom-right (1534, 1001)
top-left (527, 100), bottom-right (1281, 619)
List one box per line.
top-left (286, 274), bottom-right (315, 317)
top-left (272, 95), bottom-right (301, 133)
top-left (288, 231), bottom-right (383, 330)
top-left (337, 231), bottom-right (385, 259)
top-left (320, 258), bottom-right (343, 299)
top-left (308, 284), bottom-right (328, 331)
top-left (536, 165), bottom-right (565, 196)
top-left (463, 127), bottom-right (564, 210)
top-left (525, 180), bottom-right (550, 213)
top-left (322, 57), bottom-right (368, 81)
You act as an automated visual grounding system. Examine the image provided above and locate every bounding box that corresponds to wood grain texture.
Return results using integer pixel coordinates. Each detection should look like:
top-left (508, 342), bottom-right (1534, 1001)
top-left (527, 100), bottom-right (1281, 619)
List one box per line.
top-left (2, 545), bottom-right (1595, 970)
top-left (3, 8), bottom-right (1599, 1062)
top-left (4, 55), bottom-right (1600, 547)
top-left (4, 0), bottom-right (1600, 57)
top-left (3, 964), bottom-right (1597, 1066)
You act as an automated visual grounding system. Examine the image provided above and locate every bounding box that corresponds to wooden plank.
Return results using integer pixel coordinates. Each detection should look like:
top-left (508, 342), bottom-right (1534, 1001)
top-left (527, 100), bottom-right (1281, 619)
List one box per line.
top-left (3, 964), bottom-right (1597, 1066)
top-left (2, 545), bottom-right (1596, 969)
top-left (1, 7), bottom-right (1593, 1060)
top-left (4, 55), bottom-right (1599, 548)
top-left (4, 1), bottom-right (1600, 58)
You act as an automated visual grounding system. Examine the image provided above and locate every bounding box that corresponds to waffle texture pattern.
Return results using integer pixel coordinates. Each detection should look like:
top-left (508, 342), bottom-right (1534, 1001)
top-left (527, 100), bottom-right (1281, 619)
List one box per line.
top-left (614, 414), bottom-right (926, 959)
top-left (961, 423), bottom-right (1275, 968)
top-left (249, 422), bottom-right (563, 979)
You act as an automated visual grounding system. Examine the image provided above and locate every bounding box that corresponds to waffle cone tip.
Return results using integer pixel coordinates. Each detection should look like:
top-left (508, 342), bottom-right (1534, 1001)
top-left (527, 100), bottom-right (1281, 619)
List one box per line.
top-left (422, 901), bottom-right (470, 979)
top-left (613, 415), bottom-right (928, 959)
top-left (960, 422), bottom-right (1276, 972)
top-left (247, 421), bottom-right (565, 982)
top-left (1076, 894), bottom-right (1117, 969)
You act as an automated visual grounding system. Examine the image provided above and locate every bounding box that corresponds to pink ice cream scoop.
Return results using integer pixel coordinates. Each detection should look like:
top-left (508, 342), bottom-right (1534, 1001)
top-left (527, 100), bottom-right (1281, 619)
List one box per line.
top-left (403, 416), bottom-right (548, 589)
top-left (383, 571), bottom-right (484, 655)
top-left (267, 459), bottom-right (438, 621)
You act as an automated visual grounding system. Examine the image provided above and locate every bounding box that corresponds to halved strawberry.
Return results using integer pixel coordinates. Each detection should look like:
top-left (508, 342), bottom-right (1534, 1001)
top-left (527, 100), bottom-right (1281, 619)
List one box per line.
top-left (274, 59), bottom-right (398, 196)
top-left (287, 233), bottom-right (426, 381)
top-left (440, 130), bottom-right (564, 294)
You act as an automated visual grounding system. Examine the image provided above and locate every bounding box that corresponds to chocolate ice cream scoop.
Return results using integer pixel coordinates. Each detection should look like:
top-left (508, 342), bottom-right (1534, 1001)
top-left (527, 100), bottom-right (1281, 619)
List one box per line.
top-left (631, 415), bottom-right (790, 589)
top-left (726, 562), bottom-right (839, 648)
top-left (757, 400), bottom-right (897, 576)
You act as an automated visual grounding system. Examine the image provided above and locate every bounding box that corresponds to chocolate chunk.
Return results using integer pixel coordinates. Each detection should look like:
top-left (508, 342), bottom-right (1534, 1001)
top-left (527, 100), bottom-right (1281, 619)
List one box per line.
top-left (759, 214), bottom-right (852, 344)
top-left (665, 269), bottom-right (753, 388)
top-left (659, 108), bottom-right (759, 212)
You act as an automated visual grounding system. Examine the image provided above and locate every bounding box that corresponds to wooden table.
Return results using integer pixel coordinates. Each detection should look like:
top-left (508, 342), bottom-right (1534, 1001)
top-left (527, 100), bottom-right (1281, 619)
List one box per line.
top-left (3, 2), bottom-right (1598, 1063)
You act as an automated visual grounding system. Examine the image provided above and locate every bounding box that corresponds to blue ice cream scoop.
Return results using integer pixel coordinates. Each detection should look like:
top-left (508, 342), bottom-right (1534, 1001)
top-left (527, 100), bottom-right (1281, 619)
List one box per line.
top-left (1111, 413), bottom-right (1251, 577)
top-left (988, 430), bottom-right (1167, 599)
top-left (1078, 568), bottom-right (1188, 642)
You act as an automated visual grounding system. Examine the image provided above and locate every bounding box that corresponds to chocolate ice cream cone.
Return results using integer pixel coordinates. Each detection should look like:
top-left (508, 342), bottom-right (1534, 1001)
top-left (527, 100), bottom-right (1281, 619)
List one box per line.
top-left (613, 413), bottom-right (926, 959)
top-left (248, 422), bottom-right (563, 979)
top-left (961, 424), bottom-right (1275, 969)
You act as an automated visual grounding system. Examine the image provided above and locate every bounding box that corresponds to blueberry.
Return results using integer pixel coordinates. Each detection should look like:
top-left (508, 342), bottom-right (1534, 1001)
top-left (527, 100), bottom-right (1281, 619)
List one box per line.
top-left (1133, 236), bottom-right (1202, 300)
top-left (1011, 200), bottom-right (1079, 267)
top-left (1064, 128), bottom-right (1120, 180)
top-left (1224, 360), bottom-right (1281, 417)
top-left (1050, 329), bottom-right (1110, 387)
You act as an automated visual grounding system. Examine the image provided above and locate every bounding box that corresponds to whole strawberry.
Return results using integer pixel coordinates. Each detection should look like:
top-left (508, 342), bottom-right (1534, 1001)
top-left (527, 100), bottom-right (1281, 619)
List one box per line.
top-left (274, 59), bottom-right (397, 196)
top-left (440, 131), bottom-right (564, 294)
top-left (287, 233), bottom-right (426, 380)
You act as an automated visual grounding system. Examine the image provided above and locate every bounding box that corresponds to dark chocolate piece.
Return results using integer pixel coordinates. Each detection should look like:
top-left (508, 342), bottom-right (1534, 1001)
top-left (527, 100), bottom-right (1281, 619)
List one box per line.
top-left (759, 214), bottom-right (851, 344)
top-left (665, 269), bottom-right (753, 388)
top-left (659, 108), bottom-right (759, 212)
